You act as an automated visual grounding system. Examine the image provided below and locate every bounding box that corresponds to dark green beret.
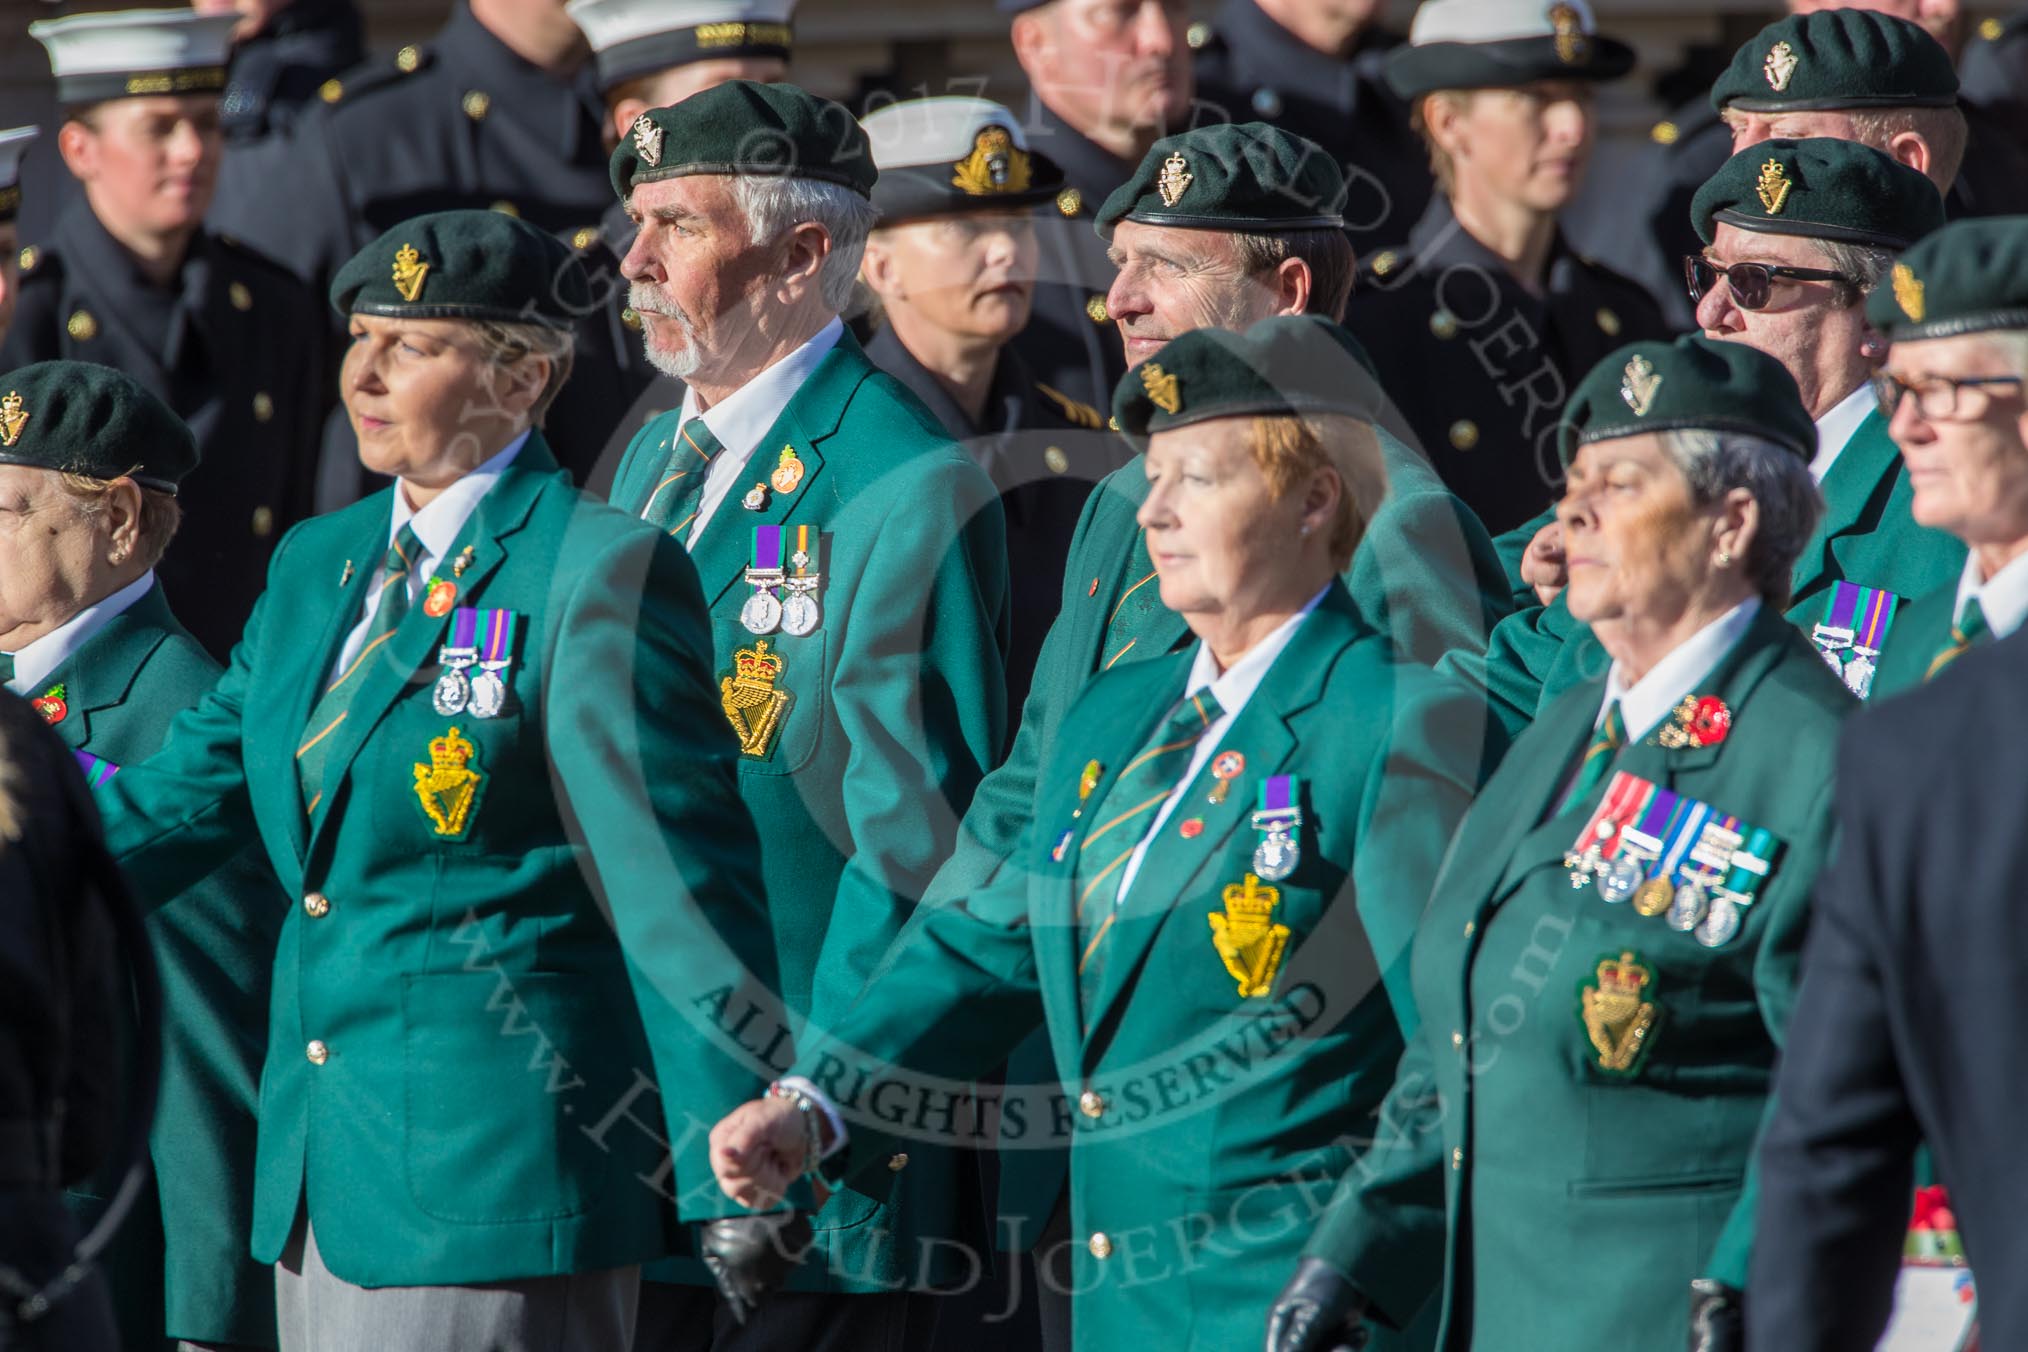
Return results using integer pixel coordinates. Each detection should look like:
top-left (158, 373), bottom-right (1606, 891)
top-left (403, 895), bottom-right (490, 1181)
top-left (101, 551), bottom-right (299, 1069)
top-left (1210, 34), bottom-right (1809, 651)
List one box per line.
top-left (1112, 314), bottom-right (1384, 439)
top-left (1691, 138), bottom-right (1945, 250)
top-left (1385, 0), bottom-right (1634, 101)
top-left (609, 80), bottom-right (875, 200)
top-left (1711, 9), bottom-right (1956, 114)
top-left (0, 361), bottom-right (197, 493)
top-left (1096, 123), bottom-right (1345, 237)
top-left (1559, 335), bottom-right (1812, 463)
top-left (331, 209), bottom-right (592, 328)
top-left (1865, 216), bottom-right (2028, 340)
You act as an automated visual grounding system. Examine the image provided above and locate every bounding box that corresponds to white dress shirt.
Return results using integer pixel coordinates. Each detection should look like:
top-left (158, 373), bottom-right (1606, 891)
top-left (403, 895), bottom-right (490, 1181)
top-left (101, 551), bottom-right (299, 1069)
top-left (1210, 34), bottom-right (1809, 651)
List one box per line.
top-left (327, 431), bottom-right (527, 684)
top-left (1597, 598), bottom-right (1761, 738)
top-left (3, 570), bottom-right (158, 694)
top-left (677, 317), bottom-right (844, 547)
top-left (1953, 546), bottom-right (2028, 641)
top-left (1809, 383), bottom-right (1875, 484)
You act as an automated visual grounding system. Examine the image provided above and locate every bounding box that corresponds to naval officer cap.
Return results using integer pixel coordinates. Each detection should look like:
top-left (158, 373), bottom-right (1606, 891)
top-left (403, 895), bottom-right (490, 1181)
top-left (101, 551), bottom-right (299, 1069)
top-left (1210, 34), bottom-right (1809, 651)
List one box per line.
top-left (1385, 0), bottom-right (1634, 102)
top-left (565, 0), bottom-right (795, 93)
top-left (331, 209), bottom-right (593, 328)
top-left (1096, 123), bottom-right (1345, 238)
top-left (0, 128), bottom-right (39, 225)
top-left (1866, 217), bottom-right (2028, 341)
top-left (1112, 314), bottom-right (1386, 440)
top-left (1559, 335), bottom-right (1813, 463)
top-left (28, 8), bottom-right (237, 108)
top-left (611, 80), bottom-right (876, 200)
top-left (1711, 10), bottom-right (1957, 114)
top-left (0, 361), bottom-right (198, 493)
top-left (1691, 138), bottom-right (1945, 251)
top-left (862, 97), bottom-right (1064, 221)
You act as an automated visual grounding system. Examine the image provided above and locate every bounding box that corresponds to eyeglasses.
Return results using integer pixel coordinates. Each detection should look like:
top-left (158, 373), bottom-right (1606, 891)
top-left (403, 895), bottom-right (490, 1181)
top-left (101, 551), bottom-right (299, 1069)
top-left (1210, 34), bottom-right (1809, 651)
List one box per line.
top-left (1683, 256), bottom-right (1859, 311)
top-left (1871, 371), bottom-right (2027, 420)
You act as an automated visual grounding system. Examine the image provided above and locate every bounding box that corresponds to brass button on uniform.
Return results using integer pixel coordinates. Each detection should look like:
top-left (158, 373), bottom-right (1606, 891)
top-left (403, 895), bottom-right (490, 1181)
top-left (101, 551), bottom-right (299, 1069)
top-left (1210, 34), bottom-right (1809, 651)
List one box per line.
top-left (303, 892), bottom-right (331, 918)
top-left (1085, 295), bottom-right (1109, 324)
top-left (1650, 120), bottom-right (1679, 145)
top-left (1596, 307), bottom-right (1621, 337)
top-left (251, 505), bottom-right (274, 537)
top-left (1044, 446), bottom-right (1069, 475)
top-left (1056, 187), bottom-right (1082, 217)
top-left (1088, 1232), bottom-right (1112, 1259)
top-left (67, 309), bottom-right (98, 341)
top-left (318, 78), bottom-right (343, 104)
top-left (396, 45), bottom-right (422, 72)
top-left (1449, 420), bottom-right (1479, 451)
top-left (490, 200), bottom-right (519, 217)
top-left (1450, 1030), bottom-right (1464, 1049)
top-left (306, 1039), bottom-right (330, 1065)
top-left (18, 245), bottom-right (37, 272)
top-left (1451, 1147), bottom-right (1464, 1170)
top-left (1078, 1090), bottom-right (1106, 1119)
top-left (462, 90), bottom-right (491, 121)
top-left (1429, 309), bottom-right (1458, 339)
top-left (572, 226), bottom-right (598, 251)
top-left (229, 281), bottom-right (254, 311)
top-left (887, 1153), bottom-right (909, 1171)
top-left (1370, 250), bottom-right (1399, 277)
top-left (1462, 919), bottom-right (1475, 938)
top-left (252, 392), bottom-right (274, 423)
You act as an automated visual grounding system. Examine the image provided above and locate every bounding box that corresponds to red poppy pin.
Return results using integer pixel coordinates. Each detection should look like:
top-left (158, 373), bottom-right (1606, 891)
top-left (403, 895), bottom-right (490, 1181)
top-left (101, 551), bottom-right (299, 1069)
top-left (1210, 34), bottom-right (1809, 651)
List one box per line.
top-left (31, 683), bottom-right (67, 726)
top-left (1655, 694), bottom-right (1731, 749)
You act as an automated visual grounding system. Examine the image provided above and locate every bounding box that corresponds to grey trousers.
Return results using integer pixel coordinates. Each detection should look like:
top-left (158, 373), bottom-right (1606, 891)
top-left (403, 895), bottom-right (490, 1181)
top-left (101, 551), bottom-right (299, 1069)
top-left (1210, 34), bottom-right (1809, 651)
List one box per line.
top-left (274, 1214), bottom-right (639, 1352)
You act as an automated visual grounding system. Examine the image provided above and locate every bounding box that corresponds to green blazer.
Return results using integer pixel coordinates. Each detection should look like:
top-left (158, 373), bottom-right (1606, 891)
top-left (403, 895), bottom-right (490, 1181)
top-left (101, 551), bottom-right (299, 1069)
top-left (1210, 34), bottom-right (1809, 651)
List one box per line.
top-left (96, 435), bottom-right (781, 1288)
top-left (1305, 606), bottom-right (1852, 1348)
top-left (609, 329), bottom-right (1010, 1290)
top-left (49, 584), bottom-right (280, 1348)
top-left (1869, 581), bottom-right (1957, 697)
top-left (1455, 409), bottom-right (1965, 732)
top-left (802, 584), bottom-right (1496, 1351)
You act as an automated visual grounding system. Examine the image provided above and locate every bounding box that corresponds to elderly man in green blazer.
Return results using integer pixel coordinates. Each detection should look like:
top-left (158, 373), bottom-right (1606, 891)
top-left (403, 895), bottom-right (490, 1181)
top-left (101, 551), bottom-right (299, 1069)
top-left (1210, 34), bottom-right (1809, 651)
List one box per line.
top-left (1460, 138), bottom-right (1967, 732)
top-left (605, 83), bottom-right (1010, 1342)
top-left (709, 316), bottom-right (1501, 1352)
top-left (0, 361), bottom-right (279, 1350)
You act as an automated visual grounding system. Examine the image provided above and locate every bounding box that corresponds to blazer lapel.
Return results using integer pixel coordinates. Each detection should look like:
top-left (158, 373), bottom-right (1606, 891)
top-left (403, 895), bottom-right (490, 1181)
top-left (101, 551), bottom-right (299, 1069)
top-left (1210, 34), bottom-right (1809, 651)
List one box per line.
top-left (45, 583), bottom-right (178, 753)
top-left (1795, 409), bottom-right (1895, 599)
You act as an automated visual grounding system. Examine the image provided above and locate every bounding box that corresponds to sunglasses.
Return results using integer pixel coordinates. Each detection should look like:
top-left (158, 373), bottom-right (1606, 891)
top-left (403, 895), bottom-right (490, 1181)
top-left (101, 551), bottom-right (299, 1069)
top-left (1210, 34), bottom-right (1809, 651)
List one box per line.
top-left (1683, 256), bottom-right (1859, 311)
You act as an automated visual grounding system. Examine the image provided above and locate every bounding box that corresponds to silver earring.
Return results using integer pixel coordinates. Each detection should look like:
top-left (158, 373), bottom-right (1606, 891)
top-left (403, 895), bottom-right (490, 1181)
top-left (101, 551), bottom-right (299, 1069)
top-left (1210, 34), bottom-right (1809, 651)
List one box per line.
top-left (1717, 550), bottom-right (1733, 567)
top-left (1300, 524), bottom-right (1313, 538)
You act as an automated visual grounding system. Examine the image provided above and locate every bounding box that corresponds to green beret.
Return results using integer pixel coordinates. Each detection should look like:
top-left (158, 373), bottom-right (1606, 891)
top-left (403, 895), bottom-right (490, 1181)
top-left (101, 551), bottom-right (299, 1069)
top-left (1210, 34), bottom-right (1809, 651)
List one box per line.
top-left (1711, 9), bottom-right (1957, 114)
top-left (610, 80), bottom-right (875, 200)
top-left (1865, 217), bottom-right (2028, 341)
top-left (1095, 123), bottom-right (1345, 237)
top-left (1559, 335), bottom-right (1813, 463)
top-left (331, 209), bottom-right (592, 328)
top-left (1691, 138), bottom-right (1944, 250)
top-left (1385, 0), bottom-right (1634, 102)
top-left (1111, 315), bottom-right (1384, 439)
top-left (0, 361), bottom-right (197, 494)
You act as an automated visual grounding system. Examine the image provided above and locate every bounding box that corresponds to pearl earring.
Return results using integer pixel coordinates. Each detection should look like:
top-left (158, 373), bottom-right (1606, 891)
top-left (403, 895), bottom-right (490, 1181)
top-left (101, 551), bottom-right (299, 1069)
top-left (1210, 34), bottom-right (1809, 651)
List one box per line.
top-left (1717, 550), bottom-right (1733, 567)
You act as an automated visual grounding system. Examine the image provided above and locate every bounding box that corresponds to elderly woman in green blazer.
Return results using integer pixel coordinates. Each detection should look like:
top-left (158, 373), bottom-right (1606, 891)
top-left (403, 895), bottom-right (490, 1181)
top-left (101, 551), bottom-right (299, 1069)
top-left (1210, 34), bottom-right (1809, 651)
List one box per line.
top-left (701, 314), bottom-right (1503, 1351)
top-left (1268, 335), bottom-right (1855, 1352)
top-left (88, 210), bottom-right (785, 1351)
top-left (0, 361), bottom-right (280, 1349)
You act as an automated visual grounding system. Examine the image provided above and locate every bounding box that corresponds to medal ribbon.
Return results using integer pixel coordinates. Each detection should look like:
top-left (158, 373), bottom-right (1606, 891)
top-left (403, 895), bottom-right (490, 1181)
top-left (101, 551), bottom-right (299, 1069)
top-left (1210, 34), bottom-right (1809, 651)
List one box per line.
top-left (793, 524), bottom-right (812, 577)
top-left (1678, 812), bottom-right (1740, 891)
top-left (478, 609), bottom-right (517, 665)
top-left (1851, 583), bottom-right (1899, 653)
top-left (72, 749), bottom-right (120, 787)
top-left (1571, 771), bottom-right (1652, 861)
top-left (1720, 825), bottom-right (1780, 903)
top-left (1254, 775), bottom-right (1301, 832)
top-left (444, 606), bottom-right (480, 654)
top-left (1619, 784), bottom-right (1683, 865)
top-left (752, 524), bottom-right (784, 573)
top-left (1653, 799), bottom-right (1712, 889)
top-left (1817, 581), bottom-right (1862, 648)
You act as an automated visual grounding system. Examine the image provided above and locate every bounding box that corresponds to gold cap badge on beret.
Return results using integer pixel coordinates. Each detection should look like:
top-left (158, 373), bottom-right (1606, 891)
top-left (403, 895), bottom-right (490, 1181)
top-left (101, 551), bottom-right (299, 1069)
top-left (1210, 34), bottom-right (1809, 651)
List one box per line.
top-left (1892, 263), bottom-right (1925, 322)
top-left (392, 242), bottom-right (429, 303)
top-left (1620, 353), bottom-right (1662, 416)
top-left (1755, 159), bottom-right (1792, 214)
top-left (1142, 362), bottom-right (1182, 415)
top-left (1156, 152), bottom-right (1193, 208)
top-left (1763, 40), bottom-right (1798, 92)
top-left (951, 125), bottom-right (1031, 196)
top-left (632, 112), bottom-right (663, 169)
top-left (0, 391), bottom-right (28, 448)
top-left (1549, 4), bottom-right (1589, 64)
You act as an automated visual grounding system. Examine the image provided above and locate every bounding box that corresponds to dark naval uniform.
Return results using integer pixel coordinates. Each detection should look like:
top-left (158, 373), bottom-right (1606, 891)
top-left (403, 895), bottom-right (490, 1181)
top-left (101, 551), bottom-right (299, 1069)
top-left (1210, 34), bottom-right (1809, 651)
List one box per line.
top-left (1, 209), bottom-right (326, 661)
top-left (865, 324), bottom-right (1128, 713)
top-left (1343, 198), bottom-right (1667, 536)
top-left (1568, 96), bottom-right (1724, 331)
top-left (1011, 104), bottom-right (1132, 418)
top-left (218, 0), bottom-right (365, 143)
top-left (1187, 0), bottom-right (1430, 252)
top-left (571, 198), bottom-right (682, 501)
top-left (1962, 10), bottom-right (2028, 139)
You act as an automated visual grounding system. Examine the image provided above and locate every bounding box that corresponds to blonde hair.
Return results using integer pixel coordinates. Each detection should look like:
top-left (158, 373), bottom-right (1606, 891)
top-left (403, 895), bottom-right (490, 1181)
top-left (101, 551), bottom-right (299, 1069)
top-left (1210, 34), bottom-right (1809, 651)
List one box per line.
top-left (1246, 413), bottom-right (1388, 571)
top-left (58, 469), bottom-right (182, 569)
top-left (1847, 105), bottom-right (1969, 193)
top-left (467, 319), bottom-right (575, 427)
top-left (1412, 91), bottom-right (1477, 198)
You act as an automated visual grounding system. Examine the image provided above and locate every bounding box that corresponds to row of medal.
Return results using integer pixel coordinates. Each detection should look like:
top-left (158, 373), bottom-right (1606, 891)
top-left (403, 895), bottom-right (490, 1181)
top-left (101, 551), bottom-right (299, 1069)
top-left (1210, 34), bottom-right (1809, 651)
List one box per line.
top-left (1053, 749), bottom-right (1305, 886)
top-left (1562, 770), bottom-right (1779, 949)
top-left (432, 607), bottom-right (520, 719)
top-left (740, 523), bottom-right (823, 638)
top-left (1810, 579), bottom-right (1900, 701)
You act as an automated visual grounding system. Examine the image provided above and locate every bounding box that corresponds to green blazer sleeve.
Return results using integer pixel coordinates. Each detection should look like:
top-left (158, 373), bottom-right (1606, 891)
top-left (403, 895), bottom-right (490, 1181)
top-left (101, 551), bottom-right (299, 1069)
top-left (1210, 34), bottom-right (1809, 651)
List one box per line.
top-left (1490, 502), bottom-right (1559, 607)
top-left (1353, 438), bottom-right (1513, 667)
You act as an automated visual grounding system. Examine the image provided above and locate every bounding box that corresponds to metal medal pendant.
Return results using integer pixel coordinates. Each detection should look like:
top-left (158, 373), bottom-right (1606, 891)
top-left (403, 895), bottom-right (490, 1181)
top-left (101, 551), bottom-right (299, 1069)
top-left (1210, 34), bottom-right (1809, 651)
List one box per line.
top-left (1599, 856), bottom-right (1644, 904)
top-left (1844, 653), bottom-right (1876, 699)
top-left (1695, 895), bottom-right (1741, 947)
top-left (1252, 830), bottom-right (1298, 882)
top-left (741, 588), bottom-right (782, 635)
top-left (1631, 877), bottom-right (1674, 917)
top-left (1665, 881), bottom-right (1708, 931)
top-left (432, 665), bottom-right (471, 716)
top-left (780, 590), bottom-right (820, 637)
top-left (469, 668), bottom-right (507, 719)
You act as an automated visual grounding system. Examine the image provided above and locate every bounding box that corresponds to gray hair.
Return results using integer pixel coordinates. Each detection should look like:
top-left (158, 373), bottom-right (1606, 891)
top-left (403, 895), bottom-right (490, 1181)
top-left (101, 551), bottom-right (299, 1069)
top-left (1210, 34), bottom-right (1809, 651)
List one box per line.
top-left (731, 174), bottom-right (878, 315)
top-left (468, 318), bottom-right (576, 427)
top-left (1659, 429), bottom-right (1824, 609)
top-left (1814, 239), bottom-right (1897, 305)
top-left (1981, 329), bottom-right (2028, 379)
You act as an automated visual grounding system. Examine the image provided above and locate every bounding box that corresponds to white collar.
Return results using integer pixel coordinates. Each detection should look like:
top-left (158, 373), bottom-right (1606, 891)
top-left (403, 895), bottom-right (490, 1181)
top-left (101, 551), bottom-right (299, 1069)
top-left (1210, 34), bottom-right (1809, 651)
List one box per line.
top-left (4, 570), bottom-right (158, 695)
top-left (1809, 383), bottom-right (1875, 484)
top-left (1600, 598), bottom-right (1761, 740)
top-left (678, 317), bottom-right (845, 463)
top-left (392, 430), bottom-right (528, 562)
top-left (1182, 586), bottom-right (1330, 712)
top-left (1954, 547), bottom-right (2028, 641)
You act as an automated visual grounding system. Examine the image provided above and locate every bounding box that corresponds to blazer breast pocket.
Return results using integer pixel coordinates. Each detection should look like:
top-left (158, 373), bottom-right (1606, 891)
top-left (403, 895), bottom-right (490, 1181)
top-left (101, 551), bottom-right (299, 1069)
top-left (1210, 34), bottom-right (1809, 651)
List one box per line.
top-left (717, 625), bottom-right (826, 777)
top-left (1165, 867), bottom-right (1327, 1010)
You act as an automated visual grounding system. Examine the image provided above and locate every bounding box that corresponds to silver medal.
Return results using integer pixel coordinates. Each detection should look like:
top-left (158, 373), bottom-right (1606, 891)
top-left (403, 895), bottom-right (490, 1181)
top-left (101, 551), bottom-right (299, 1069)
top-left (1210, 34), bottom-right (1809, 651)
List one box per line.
top-left (1694, 895), bottom-right (1741, 947)
top-left (1599, 855), bottom-right (1644, 904)
top-left (469, 667), bottom-right (507, 719)
top-left (433, 665), bottom-right (472, 716)
top-left (1664, 880), bottom-right (1708, 931)
top-left (1844, 651), bottom-right (1877, 700)
top-left (1253, 829), bottom-right (1299, 882)
top-left (741, 588), bottom-right (783, 635)
top-left (780, 589), bottom-right (820, 637)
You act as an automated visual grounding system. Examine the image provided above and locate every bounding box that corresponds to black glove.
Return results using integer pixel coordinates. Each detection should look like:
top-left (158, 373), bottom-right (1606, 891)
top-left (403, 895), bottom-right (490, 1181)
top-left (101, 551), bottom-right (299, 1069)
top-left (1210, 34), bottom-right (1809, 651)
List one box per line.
top-left (1265, 1257), bottom-right (1369, 1352)
top-left (699, 1210), bottom-right (814, 1325)
top-left (1688, 1278), bottom-right (1744, 1352)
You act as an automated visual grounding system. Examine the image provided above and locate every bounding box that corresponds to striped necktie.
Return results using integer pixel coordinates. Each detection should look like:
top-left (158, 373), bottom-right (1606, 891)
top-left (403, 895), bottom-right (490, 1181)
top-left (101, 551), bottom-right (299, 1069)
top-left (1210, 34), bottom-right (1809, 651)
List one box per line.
top-left (1924, 597), bottom-right (1990, 682)
top-left (1071, 688), bottom-right (1224, 999)
top-left (0, 651), bottom-right (13, 688)
top-left (1557, 699), bottom-right (1626, 816)
top-left (640, 418), bottom-right (721, 543)
top-left (295, 524), bottom-right (423, 818)
top-left (1098, 532), bottom-right (1169, 672)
